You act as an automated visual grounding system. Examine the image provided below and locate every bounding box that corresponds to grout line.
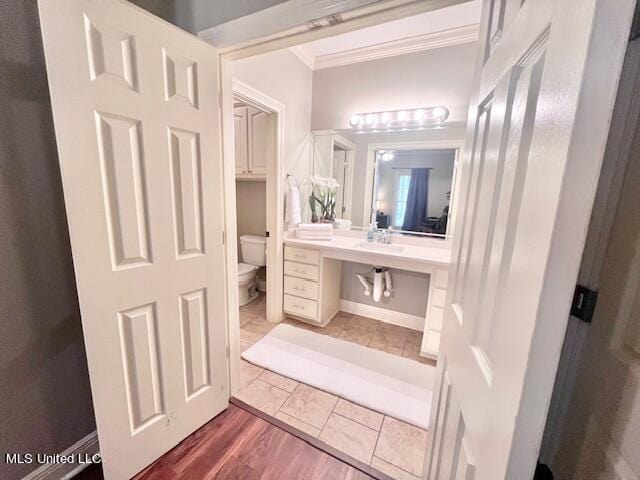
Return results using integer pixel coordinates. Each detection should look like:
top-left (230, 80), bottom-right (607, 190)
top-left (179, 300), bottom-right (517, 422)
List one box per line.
top-left (331, 410), bottom-right (380, 434)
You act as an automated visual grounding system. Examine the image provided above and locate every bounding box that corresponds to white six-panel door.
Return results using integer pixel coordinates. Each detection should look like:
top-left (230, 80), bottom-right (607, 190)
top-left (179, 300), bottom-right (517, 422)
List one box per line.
top-left (38, 1), bottom-right (228, 478)
top-left (425, 0), bottom-right (628, 479)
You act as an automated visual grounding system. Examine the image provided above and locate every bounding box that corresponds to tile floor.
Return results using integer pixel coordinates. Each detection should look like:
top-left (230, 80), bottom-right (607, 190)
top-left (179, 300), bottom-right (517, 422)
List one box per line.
top-left (237, 293), bottom-right (435, 480)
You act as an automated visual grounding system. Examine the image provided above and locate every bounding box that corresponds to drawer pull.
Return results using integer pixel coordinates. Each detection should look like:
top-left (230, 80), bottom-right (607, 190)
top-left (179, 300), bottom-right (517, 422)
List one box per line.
top-left (293, 304), bottom-right (304, 309)
top-left (294, 268), bottom-right (304, 273)
top-left (294, 286), bottom-right (305, 291)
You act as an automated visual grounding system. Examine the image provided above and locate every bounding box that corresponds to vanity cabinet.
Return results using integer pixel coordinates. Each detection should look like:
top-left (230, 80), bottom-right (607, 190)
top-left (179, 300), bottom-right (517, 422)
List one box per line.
top-left (283, 245), bottom-right (341, 326)
top-left (421, 268), bottom-right (448, 358)
top-left (234, 105), bottom-right (271, 179)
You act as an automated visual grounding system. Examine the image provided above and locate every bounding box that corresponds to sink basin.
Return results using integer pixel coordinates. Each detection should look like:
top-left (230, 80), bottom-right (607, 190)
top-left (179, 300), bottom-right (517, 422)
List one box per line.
top-left (355, 242), bottom-right (405, 253)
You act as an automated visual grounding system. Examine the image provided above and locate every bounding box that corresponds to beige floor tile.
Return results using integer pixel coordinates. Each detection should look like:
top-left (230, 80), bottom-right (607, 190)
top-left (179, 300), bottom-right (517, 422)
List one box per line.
top-left (280, 384), bottom-right (338, 429)
top-left (235, 379), bottom-right (289, 416)
top-left (239, 360), bottom-right (263, 389)
top-left (275, 411), bottom-right (321, 437)
top-left (368, 326), bottom-right (409, 356)
top-left (374, 417), bottom-right (428, 477)
top-left (402, 336), bottom-right (437, 366)
top-left (371, 457), bottom-right (421, 480)
top-left (259, 369), bottom-right (299, 393)
top-left (239, 309), bottom-right (258, 327)
top-left (338, 318), bottom-right (376, 346)
top-left (320, 312), bottom-right (351, 338)
top-left (239, 327), bottom-right (264, 345)
top-left (239, 341), bottom-right (252, 353)
top-left (334, 398), bottom-right (383, 431)
top-left (318, 413), bottom-right (379, 464)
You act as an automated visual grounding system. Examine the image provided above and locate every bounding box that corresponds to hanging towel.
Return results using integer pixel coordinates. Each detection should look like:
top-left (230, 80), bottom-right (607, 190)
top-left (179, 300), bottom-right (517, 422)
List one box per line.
top-left (285, 183), bottom-right (302, 227)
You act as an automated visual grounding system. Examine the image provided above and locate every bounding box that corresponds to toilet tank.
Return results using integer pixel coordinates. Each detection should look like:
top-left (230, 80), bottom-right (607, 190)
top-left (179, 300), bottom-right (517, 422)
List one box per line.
top-left (240, 235), bottom-right (266, 266)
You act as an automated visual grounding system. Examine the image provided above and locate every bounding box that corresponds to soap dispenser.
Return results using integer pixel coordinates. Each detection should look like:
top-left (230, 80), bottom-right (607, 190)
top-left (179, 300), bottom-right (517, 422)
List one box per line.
top-left (367, 222), bottom-right (377, 242)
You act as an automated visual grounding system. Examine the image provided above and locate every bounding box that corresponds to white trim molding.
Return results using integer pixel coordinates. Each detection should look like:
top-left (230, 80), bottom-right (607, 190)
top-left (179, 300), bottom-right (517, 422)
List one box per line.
top-left (22, 431), bottom-right (99, 480)
top-left (290, 46), bottom-right (315, 70)
top-left (309, 23), bottom-right (479, 70)
top-left (340, 299), bottom-right (423, 331)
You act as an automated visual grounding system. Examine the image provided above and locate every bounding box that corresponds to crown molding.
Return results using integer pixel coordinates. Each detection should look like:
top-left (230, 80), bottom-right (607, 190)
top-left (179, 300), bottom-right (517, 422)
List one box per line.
top-left (304, 23), bottom-right (479, 70)
top-left (289, 45), bottom-right (315, 70)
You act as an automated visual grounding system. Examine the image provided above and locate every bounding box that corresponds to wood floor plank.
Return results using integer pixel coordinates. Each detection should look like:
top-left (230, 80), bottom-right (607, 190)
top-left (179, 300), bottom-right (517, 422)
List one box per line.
top-left (76, 404), bottom-right (375, 480)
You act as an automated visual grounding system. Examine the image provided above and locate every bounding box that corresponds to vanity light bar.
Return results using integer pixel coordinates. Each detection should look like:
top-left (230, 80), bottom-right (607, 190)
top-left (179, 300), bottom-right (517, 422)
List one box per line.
top-left (349, 106), bottom-right (449, 130)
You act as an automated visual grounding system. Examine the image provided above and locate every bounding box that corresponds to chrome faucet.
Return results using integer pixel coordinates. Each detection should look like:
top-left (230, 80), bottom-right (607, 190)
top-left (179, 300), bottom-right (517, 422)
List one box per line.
top-left (376, 228), bottom-right (392, 244)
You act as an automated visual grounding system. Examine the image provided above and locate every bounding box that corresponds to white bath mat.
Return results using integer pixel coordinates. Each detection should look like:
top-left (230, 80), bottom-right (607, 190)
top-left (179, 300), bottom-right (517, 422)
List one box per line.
top-left (241, 323), bottom-right (436, 429)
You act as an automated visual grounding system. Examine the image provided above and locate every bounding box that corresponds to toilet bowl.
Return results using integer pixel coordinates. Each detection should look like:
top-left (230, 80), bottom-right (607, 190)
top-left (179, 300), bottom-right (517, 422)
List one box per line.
top-left (238, 235), bottom-right (266, 307)
top-left (238, 263), bottom-right (258, 306)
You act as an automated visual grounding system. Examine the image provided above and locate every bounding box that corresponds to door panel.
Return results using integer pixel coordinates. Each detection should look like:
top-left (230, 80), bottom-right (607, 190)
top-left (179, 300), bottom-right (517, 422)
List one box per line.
top-left (427, 0), bottom-right (630, 478)
top-left (38, 1), bottom-right (229, 478)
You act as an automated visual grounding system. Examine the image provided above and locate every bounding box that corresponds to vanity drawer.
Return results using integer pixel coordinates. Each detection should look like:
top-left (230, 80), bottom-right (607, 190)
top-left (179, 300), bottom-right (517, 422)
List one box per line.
top-left (431, 288), bottom-right (446, 308)
top-left (429, 306), bottom-right (444, 331)
top-left (434, 269), bottom-right (449, 289)
top-left (284, 261), bottom-right (319, 281)
top-left (284, 276), bottom-right (319, 300)
top-left (285, 246), bottom-right (320, 265)
top-left (284, 294), bottom-right (318, 320)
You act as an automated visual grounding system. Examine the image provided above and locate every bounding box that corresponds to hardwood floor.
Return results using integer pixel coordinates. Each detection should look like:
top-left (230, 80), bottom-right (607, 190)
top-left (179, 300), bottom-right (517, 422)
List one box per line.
top-left (75, 404), bottom-right (374, 480)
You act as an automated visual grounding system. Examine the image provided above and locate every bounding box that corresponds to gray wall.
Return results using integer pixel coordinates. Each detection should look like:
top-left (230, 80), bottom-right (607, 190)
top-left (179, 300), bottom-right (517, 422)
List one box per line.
top-left (340, 263), bottom-right (429, 318)
top-left (236, 180), bottom-right (267, 261)
top-left (0, 2), bottom-right (96, 478)
top-left (311, 42), bottom-right (478, 130)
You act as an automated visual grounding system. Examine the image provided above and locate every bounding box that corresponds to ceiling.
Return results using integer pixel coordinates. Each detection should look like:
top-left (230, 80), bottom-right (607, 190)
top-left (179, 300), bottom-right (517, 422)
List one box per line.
top-left (290, 0), bottom-right (482, 70)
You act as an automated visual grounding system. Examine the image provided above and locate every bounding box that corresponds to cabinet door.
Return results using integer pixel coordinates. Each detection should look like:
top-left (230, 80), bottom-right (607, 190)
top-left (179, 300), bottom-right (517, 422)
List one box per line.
top-left (248, 107), bottom-right (270, 176)
top-left (233, 107), bottom-right (248, 174)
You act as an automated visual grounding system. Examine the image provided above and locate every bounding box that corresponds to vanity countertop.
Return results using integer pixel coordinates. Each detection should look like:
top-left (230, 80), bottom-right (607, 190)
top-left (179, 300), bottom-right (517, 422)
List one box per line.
top-left (284, 233), bottom-right (451, 272)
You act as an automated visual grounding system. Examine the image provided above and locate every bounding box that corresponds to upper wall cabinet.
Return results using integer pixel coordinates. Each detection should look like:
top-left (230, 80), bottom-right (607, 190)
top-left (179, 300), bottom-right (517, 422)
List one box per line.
top-left (234, 105), bottom-right (272, 179)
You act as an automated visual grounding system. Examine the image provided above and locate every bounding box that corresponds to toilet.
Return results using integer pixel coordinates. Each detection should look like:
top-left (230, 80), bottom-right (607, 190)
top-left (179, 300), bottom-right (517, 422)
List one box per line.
top-left (238, 234), bottom-right (266, 306)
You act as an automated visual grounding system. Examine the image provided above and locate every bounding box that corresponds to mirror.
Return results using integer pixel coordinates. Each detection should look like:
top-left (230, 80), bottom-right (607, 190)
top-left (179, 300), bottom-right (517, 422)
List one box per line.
top-left (311, 131), bottom-right (356, 220)
top-left (372, 148), bottom-right (455, 234)
top-left (311, 129), bottom-right (458, 237)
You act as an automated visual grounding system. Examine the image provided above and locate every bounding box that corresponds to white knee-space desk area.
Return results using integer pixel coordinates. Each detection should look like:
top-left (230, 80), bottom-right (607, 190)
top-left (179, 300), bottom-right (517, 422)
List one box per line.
top-left (283, 231), bottom-right (451, 359)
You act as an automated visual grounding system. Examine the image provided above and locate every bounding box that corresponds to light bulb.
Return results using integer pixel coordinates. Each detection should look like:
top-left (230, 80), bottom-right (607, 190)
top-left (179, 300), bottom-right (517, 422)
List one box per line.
top-left (397, 110), bottom-right (408, 122)
top-left (365, 113), bottom-right (376, 125)
top-left (380, 112), bottom-right (391, 123)
top-left (414, 109), bottom-right (425, 121)
top-left (349, 114), bottom-right (362, 127)
top-left (433, 107), bottom-right (448, 121)
top-left (382, 152), bottom-right (394, 162)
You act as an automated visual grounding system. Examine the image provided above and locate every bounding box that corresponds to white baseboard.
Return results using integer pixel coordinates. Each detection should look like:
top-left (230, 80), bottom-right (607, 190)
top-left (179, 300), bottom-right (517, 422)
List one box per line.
top-left (22, 431), bottom-right (99, 480)
top-left (339, 300), bottom-right (423, 331)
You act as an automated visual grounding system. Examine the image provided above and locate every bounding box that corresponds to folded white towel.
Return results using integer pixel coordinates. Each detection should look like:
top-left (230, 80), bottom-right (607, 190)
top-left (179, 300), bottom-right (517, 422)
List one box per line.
top-left (298, 234), bottom-right (333, 241)
top-left (298, 223), bottom-right (333, 231)
top-left (298, 232), bottom-right (332, 238)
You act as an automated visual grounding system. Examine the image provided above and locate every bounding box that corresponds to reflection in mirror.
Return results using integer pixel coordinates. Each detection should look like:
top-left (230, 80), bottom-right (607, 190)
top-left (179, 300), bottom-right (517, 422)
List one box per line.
top-left (310, 129), bottom-right (459, 238)
top-left (372, 148), bottom-right (455, 235)
top-left (311, 131), bottom-right (356, 220)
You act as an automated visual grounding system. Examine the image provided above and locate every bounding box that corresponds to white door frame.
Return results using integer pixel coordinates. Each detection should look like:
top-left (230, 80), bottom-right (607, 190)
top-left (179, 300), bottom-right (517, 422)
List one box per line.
top-left (220, 74), bottom-right (285, 395)
top-left (363, 140), bottom-right (464, 237)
